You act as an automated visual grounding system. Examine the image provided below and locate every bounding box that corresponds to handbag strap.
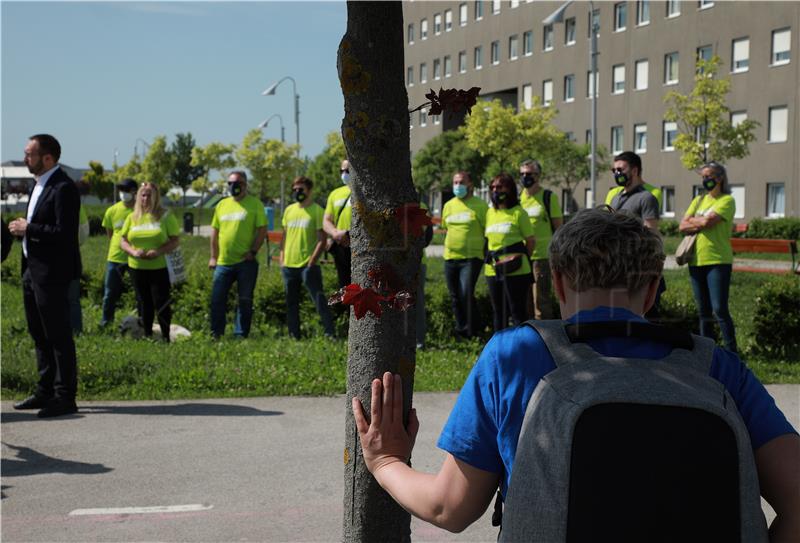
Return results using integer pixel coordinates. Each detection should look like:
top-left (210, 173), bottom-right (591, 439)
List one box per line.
top-left (485, 241), bottom-right (527, 263)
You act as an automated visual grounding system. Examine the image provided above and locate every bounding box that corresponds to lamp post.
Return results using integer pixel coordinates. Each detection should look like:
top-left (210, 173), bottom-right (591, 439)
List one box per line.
top-left (258, 114), bottom-right (288, 214)
top-left (135, 137), bottom-right (150, 158)
top-left (262, 76), bottom-right (300, 156)
top-left (544, 0), bottom-right (598, 209)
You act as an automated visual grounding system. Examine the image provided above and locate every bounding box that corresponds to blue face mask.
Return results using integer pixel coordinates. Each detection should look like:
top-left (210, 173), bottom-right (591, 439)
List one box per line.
top-left (453, 185), bottom-right (468, 198)
top-left (341, 172), bottom-right (351, 184)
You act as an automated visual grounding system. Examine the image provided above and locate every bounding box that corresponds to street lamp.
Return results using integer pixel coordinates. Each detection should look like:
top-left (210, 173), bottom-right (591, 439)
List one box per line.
top-left (261, 76), bottom-right (300, 156)
top-left (544, 0), bottom-right (598, 209)
top-left (135, 137), bottom-right (150, 158)
top-left (257, 114), bottom-right (286, 143)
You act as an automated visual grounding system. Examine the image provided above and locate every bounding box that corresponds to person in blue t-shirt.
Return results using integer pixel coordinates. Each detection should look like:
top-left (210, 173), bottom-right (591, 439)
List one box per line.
top-left (351, 208), bottom-right (799, 538)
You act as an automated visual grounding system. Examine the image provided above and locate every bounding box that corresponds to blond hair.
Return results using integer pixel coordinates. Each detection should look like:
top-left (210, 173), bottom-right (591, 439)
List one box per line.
top-left (133, 182), bottom-right (165, 221)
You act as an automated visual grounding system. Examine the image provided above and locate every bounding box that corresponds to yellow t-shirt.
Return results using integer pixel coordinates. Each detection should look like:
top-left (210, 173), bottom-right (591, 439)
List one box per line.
top-left (102, 201), bottom-right (134, 264)
top-left (119, 211), bottom-right (180, 270)
top-left (605, 182), bottom-right (663, 209)
top-left (282, 202), bottom-right (324, 268)
top-left (442, 195), bottom-right (488, 260)
top-left (211, 195), bottom-right (267, 266)
top-left (684, 194), bottom-right (735, 266)
top-left (325, 185), bottom-right (352, 231)
top-left (484, 205), bottom-right (535, 277)
top-left (520, 189), bottom-right (562, 261)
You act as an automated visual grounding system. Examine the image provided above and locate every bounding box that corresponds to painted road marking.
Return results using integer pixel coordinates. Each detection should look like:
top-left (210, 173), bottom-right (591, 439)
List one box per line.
top-left (69, 504), bottom-right (213, 516)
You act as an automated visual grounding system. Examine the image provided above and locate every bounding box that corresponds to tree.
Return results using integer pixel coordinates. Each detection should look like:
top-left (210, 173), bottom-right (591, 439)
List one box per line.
top-left (139, 135), bottom-right (175, 193)
top-left (462, 97), bottom-right (562, 176)
top-left (170, 132), bottom-right (204, 206)
top-left (541, 135), bottom-right (610, 213)
top-left (338, 2), bottom-right (425, 541)
top-left (190, 141), bottom-right (237, 195)
top-left (411, 129), bottom-right (488, 192)
top-left (305, 131), bottom-right (347, 200)
top-left (83, 160), bottom-right (114, 202)
top-left (235, 129), bottom-right (302, 202)
top-left (664, 55), bottom-right (759, 170)
top-left (113, 154), bottom-right (142, 185)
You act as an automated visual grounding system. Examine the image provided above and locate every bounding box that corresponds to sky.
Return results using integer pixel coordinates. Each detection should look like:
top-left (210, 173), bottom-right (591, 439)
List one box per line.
top-left (1, 1), bottom-right (348, 168)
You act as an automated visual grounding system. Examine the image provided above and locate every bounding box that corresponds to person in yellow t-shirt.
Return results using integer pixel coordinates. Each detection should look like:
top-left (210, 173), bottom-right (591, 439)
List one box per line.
top-left (442, 171), bottom-right (488, 339)
top-left (323, 159), bottom-right (353, 288)
top-left (281, 176), bottom-right (335, 339)
top-left (208, 171), bottom-right (267, 339)
top-left (679, 161), bottom-right (738, 353)
top-left (519, 159), bottom-right (562, 320)
top-left (485, 173), bottom-right (535, 332)
top-left (99, 177), bottom-right (137, 327)
top-left (119, 182), bottom-right (180, 341)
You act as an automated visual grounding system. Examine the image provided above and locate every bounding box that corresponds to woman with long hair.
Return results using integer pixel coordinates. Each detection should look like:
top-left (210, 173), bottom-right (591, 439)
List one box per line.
top-left (119, 182), bottom-right (180, 341)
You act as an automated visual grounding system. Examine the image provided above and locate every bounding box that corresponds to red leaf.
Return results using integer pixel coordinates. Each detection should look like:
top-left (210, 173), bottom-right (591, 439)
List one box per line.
top-left (339, 284), bottom-right (386, 320)
top-left (389, 290), bottom-right (414, 312)
top-left (367, 264), bottom-right (403, 294)
top-left (394, 203), bottom-right (432, 238)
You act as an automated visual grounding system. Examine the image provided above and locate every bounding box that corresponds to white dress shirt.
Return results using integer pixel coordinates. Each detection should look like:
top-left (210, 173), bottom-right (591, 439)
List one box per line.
top-left (23, 165), bottom-right (60, 257)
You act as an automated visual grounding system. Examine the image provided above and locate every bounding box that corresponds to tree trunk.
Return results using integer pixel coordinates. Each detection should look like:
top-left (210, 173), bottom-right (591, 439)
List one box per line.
top-left (339, 2), bottom-right (420, 542)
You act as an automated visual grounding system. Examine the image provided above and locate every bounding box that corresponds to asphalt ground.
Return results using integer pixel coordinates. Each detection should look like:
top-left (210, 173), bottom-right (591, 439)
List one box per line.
top-left (2, 386), bottom-right (798, 542)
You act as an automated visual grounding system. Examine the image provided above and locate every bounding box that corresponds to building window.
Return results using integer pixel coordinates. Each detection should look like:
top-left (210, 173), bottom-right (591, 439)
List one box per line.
top-left (434, 13), bottom-right (442, 35)
top-left (407, 23), bottom-right (414, 44)
top-left (420, 63), bottom-right (428, 83)
top-left (543, 79), bottom-right (553, 106)
top-left (460, 3), bottom-right (468, 26)
top-left (444, 55), bottom-right (452, 77)
top-left (768, 106), bottom-right (788, 142)
top-left (565, 131), bottom-right (575, 142)
top-left (636, 0), bottom-right (650, 25)
top-left (731, 37), bottom-right (749, 73)
top-left (586, 129), bottom-right (593, 144)
top-left (509, 34), bottom-right (519, 60)
top-left (421, 19), bottom-right (428, 40)
top-left (664, 52), bottom-right (679, 84)
top-left (767, 183), bottom-right (786, 217)
top-left (772, 28), bottom-right (791, 65)
top-left (407, 66), bottom-right (414, 86)
top-left (420, 109), bottom-right (427, 127)
top-left (696, 44), bottom-right (712, 72)
top-left (612, 64), bottom-right (625, 94)
top-left (523, 30), bottom-right (533, 55)
top-left (614, 2), bottom-right (627, 31)
top-left (662, 186), bottom-right (675, 217)
top-left (634, 123), bottom-right (647, 153)
top-left (459, 51), bottom-right (467, 73)
top-left (587, 70), bottom-right (598, 98)
top-left (543, 25), bottom-right (554, 51)
top-left (433, 113), bottom-right (441, 125)
top-left (445, 9), bottom-right (453, 31)
top-left (474, 46), bottom-right (483, 69)
top-left (475, 0), bottom-right (484, 20)
top-left (433, 58), bottom-right (441, 80)
top-left (565, 17), bottom-right (576, 44)
top-left (611, 126), bottom-right (624, 153)
top-left (491, 40), bottom-right (500, 64)
top-left (663, 121), bottom-right (678, 150)
top-left (492, 0), bottom-right (501, 14)
top-left (635, 59), bottom-right (649, 90)
top-left (730, 185), bottom-right (745, 219)
top-left (523, 84), bottom-right (532, 110)
top-left (511, 0), bottom-right (519, 7)
top-left (564, 74), bottom-right (575, 102)
top-left (698, 0), bottom-right (714, 9)
top-left (730, 110), bottom-right (747, 127)
top-left (588, 9), bottom-right (600, 37)
top-left (667, 0), bottom-right (681, 17)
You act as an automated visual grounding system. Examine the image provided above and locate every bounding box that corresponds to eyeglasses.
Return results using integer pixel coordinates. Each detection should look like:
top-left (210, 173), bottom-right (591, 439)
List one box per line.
top-left (340, 168), bottom-right (349, 173)
top-left (611, 168), bottom-right (625, 174)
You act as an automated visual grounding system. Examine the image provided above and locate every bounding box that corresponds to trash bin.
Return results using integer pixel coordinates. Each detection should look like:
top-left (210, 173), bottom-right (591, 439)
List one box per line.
top-left (183, 212), bottom-right (194, 234)
top-left (264, 206), bottom-right (275, 231)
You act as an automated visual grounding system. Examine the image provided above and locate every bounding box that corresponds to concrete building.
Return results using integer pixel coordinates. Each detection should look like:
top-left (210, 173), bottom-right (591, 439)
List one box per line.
top-left (403, 0), bottom-right (798, 221)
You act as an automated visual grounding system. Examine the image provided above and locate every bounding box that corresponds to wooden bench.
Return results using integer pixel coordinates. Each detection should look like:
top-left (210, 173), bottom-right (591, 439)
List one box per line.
top-left (730, 238), bottom-right (799, 274)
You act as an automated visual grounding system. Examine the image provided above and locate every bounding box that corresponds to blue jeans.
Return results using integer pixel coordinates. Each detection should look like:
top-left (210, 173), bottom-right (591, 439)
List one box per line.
top-left (67, 278), bottom-right (82, 335)
top-left (444, 258), bottom-right (483, 337)
top-left (282, 265), bottom-right (335, 339)
top-left (689, 264), bottom-right (738, 352)
top-left (210, 260), bottom-right (259, 338)
top-left (101, 262), bottom-right (129, 326)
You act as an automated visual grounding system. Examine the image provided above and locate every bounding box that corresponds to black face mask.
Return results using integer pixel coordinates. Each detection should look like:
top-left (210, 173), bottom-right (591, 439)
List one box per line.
top-left (613, 170), bottom-right (628, 187)
top-left (520, 174), bottom-right (536, 188)
top-left (491, 191), bottom-right (508, 207)
top-left (292, 189), bottom-right (307, 202)
top-left (228, 182), bottom-right (243, 197)
top-left (702, 177), bottom-right (717, 191)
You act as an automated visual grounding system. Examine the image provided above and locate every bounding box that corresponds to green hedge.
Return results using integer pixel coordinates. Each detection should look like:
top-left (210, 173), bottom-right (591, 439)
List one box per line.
top-left (744, 217), bottom-right (800, 240)
top-left (749, 275), bottom-right (800, 360)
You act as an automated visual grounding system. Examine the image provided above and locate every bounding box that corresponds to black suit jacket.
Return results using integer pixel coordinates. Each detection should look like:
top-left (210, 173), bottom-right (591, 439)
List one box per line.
top-left (21, 167), bottom-right (82, 283)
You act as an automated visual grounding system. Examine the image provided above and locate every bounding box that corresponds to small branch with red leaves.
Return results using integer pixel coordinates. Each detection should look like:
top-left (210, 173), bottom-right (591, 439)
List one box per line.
top-left (409, 87), bottom-right (481, 117)
top-left (328, 263), bottom-right (415, 320)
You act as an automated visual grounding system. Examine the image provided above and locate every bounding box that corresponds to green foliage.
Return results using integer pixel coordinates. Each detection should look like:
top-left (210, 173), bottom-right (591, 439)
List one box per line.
top-left (83, 160), bottom-right (114, 202)
top-left (745, 217), bottom-right (800, 240)
top-left (139, 135), bottom-right (175, 190)
top-left (169, 133), bottom-right (204, 205)
top-left (412, 129), bottom-right (489, 191)
top-left (664, 56), bottom-right (759, 170)
top-left (748, 275), bottom-right (800, 361)
top-left (190, 141), bottom-right (237, 200)
top-left (541, 135), bottom-right (610, 199)
top-left (113, 154), bottom-right (142, 185)
top-left (235, 129), bottom-right (302, 202)
top-left (305, 131), bottom-right (346, 199)
top-left (659, 220), bottom-right (680, 237)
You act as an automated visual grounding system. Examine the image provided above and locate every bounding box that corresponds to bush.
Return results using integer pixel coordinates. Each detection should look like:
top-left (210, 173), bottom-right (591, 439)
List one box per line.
top-left (745, 217), bottom-right (800, 240)
top-left (748, 275), bottom-right (800, 361)
top-left (659, 220), bottom-right (680, 238)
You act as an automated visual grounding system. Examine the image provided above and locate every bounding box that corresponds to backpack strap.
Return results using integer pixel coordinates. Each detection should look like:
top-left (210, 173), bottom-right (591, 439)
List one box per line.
top-left (526, 320), bottom-right (600, 367)
top-left (542, 189), bottom-right (555, 234)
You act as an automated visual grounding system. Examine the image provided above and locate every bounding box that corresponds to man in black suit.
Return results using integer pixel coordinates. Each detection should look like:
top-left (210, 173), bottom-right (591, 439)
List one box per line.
top-left (9, 134), bottom-right (81, 418)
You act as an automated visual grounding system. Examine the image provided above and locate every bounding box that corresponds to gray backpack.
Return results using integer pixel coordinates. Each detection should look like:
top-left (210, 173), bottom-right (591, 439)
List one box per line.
top-left (499, 320), bottom-right (768, 543)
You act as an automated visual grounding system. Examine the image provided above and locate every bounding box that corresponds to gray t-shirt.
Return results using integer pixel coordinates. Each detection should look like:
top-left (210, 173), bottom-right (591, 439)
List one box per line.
top-left (610, 185), bottom-right (660, 221)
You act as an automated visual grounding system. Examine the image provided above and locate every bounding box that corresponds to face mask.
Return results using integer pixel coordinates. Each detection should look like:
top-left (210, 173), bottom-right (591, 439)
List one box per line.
top-left (292, 189), bottom-right (307, 202)
top-left (521, 174), bottom-right (536, 188)
top-left (120, 192), bottom-right (134, 203)
top-left (613, 170), bottom-right (629, 187)
top-left (453, 185), bottom-right (468, 198)
top-left (491, 191), bottom-right (508, 207)
top-left (702, 177), bottom-right (717, 191)
top-left (228, 182), bottom-right (243, 197)
top-left (341, 172), bottom-right (351, 184)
